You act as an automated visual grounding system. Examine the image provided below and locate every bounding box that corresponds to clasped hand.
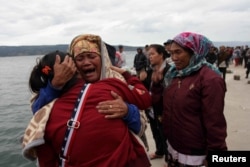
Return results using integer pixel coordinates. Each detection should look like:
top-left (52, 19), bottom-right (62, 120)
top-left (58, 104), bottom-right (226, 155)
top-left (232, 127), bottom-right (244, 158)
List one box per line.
top-left (96, 91), bottom-right (128, 119)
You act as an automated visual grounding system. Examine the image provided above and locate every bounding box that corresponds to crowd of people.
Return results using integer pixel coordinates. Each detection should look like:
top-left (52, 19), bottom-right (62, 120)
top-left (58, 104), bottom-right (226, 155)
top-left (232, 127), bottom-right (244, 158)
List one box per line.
top-left (205, 44), bottom-right (250, 80)
top-left (21, 31), bottom-right (250, 167)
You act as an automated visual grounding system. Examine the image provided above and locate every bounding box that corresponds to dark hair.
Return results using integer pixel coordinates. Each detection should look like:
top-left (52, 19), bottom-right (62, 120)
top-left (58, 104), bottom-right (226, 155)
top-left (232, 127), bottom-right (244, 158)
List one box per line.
top-left (163, 39), bottom-right (172, 46)
top-left (149, 44), bottom-right (168, 59)
top-left (137, 47), bottom-right (143, 53)
top-left (29, 50), bottom-right (77, 94)
top-left (105, 43), bottom-right (116, 65)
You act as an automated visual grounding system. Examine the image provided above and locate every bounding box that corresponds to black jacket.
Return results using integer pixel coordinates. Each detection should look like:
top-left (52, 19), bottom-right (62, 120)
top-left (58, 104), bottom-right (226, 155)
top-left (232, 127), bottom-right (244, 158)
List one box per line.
top-left (134, 53), bottom-right (147, 71)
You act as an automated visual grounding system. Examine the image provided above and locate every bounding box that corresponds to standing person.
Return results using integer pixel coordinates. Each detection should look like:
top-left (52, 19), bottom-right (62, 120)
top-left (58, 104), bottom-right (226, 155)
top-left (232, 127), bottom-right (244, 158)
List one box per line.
top-left (163, 39), bottom-right (173, 65)
top-left (245, 48), bottom-right (250, 78)
top-left (217, 45), bottom-right (231, 80)
top-left (242, 45), bottom-right (249, 68)
top-left (22, 34), bottom-right (152, 167)
top-left (114, 50), bottom-right (123, 68)
top-left (117, 45), bottom-right (127, 67)
top-left (143, 44), bottom-right (150, 57)
top-left (205, 46), bottom-right (217, 65)
top-left (162, 32), bottom-right (227, 167)
top-left (134, 47), bottom-right (148, 79)
top-left (146, 44), bottom-right (170, 160)
top-left (143, 44), bottom-right (151, 69)
top-left (232, 46), bottom-right (242, 66)
top-left (163, 39), bottom-right (172, 56)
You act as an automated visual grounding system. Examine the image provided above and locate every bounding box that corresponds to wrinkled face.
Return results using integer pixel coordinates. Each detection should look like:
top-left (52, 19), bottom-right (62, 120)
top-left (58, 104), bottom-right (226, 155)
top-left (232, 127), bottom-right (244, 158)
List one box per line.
top-left (74, 52), bottom-right (102, 83)
top-left (148, 47), bottom-right (163, 66)
top-left (170, 42), bottom-right (192, 70)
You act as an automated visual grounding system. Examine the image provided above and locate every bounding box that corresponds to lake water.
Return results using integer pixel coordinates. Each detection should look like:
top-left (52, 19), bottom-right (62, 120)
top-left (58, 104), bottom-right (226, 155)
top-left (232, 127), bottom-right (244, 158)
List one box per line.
top-left (0, 51), bottom-right (136, 167)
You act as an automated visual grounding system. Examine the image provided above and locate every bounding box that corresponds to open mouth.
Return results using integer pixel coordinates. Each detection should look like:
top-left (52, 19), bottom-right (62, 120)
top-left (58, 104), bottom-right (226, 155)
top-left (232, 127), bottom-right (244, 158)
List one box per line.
top-left (83, 68), bottom-right (96, 76)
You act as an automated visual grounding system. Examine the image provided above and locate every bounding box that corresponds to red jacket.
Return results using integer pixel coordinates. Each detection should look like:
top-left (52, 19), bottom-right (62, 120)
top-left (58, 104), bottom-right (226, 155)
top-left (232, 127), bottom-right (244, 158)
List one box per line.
top-left (37, 76), bottom-right (151, 167)
top-left (162, 66), bottom-right (227, 155)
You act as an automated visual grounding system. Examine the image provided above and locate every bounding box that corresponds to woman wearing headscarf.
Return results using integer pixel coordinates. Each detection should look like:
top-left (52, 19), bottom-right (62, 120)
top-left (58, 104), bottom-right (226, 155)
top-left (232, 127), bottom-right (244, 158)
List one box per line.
top-left (162, 32), bottom-right (227, 166)
top-left (22, 34), bottom-right (151, 167)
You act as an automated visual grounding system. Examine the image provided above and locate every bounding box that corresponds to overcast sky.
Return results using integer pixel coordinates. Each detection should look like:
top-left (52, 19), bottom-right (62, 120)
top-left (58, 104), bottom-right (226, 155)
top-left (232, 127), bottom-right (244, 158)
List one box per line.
top-left (0, 0), bottom-right (249, 46)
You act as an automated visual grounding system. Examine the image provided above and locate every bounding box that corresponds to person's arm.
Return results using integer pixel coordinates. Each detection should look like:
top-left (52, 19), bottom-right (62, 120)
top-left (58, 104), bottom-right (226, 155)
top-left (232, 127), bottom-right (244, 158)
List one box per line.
top-left (31, 81), bottom-right (61, 114)
top-left (31, 55), bottom-right (76, 114)
top-left (122, 104), bottom-right (141, 134)
top-left (96, 91), bottom-right (141, 134)
top-left (110, 66), bottom-right (152, 110)
top-left (133, 55), bottom-right (136, 68)
top-left (202, 77), bottom-right (227, 151)
top-left (97, 66), bottom-right (151, 134)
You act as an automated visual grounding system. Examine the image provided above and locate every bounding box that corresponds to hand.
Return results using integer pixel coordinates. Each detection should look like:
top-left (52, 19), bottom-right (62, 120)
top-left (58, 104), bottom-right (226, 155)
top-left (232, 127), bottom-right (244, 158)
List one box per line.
top-left (96, 91), bottom-right (128, 119)
top-left (139, 70), bottom-right (147, 81)
top-left (51, 55), bottom-right (76, 89)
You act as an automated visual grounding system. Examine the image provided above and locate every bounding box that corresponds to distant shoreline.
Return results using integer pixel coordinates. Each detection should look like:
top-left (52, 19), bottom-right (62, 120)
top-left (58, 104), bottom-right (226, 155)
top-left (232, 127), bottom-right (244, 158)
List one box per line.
top-left (0, 45), bottom-right (140, 57)
top-left (0, 41), bottom-right (249, 57)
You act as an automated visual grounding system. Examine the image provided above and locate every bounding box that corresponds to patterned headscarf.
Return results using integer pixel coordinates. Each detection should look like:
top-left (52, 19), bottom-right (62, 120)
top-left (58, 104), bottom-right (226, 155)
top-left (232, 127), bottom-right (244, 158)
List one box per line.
top-left (69, 34), bottom-right (101, 57)
top-left (69, 34), bottom-right (125, 82)
top-left (164, 32), bottom-right (221, 85)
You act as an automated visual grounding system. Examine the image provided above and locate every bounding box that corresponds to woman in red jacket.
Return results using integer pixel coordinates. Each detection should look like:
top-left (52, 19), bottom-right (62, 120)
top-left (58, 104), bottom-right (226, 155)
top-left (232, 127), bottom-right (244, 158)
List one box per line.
top-left (162, 32), bottom-right (227, 167)
top-left (23, 34), bottom-right (151, 167)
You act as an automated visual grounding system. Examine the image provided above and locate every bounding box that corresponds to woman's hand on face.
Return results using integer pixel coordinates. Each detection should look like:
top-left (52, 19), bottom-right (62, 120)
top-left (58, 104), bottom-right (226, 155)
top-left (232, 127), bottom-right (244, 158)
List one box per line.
top-left (110, 66), bottom-right (126, 74)
top-left (51, 55), bottom-right (77, 89)
top-left (96, 91), bottom-right (128, 119)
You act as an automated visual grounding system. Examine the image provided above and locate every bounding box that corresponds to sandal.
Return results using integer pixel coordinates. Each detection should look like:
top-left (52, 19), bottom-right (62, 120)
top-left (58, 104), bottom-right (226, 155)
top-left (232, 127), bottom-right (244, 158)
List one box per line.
top-left (149, 153), bottom-right (163, 160)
